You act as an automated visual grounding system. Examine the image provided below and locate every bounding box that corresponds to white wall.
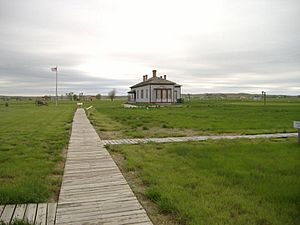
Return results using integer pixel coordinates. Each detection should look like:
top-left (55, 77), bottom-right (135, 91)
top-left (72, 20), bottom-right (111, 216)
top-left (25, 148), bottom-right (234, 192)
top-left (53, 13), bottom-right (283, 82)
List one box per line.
top-left (132, 84), bottom-right (181, 103)
top-left (174, 86), bottom-right (181, 100)
top-left (133, 86), bottom-right (151, 103)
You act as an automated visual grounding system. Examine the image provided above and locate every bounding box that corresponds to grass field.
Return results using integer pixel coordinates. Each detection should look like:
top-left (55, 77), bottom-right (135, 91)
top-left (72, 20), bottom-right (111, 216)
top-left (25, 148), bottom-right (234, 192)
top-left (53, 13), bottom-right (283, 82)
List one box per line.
top-left (108, 138), bottom-right (300, 225)
top-left (89, 98), bottom-right (300, 139)
top-left (0, 101), bottom-right (75, 204)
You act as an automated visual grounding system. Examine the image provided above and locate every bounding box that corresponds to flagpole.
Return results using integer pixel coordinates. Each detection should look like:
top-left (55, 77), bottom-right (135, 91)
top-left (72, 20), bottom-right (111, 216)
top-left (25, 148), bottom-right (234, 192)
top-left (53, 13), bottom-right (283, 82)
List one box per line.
top-left (56, 66), bottom-right (58, 106)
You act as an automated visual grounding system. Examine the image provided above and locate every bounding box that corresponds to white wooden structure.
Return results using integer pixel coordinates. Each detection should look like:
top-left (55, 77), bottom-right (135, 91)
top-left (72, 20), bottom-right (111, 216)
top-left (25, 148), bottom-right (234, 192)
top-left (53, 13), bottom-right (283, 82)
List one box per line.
top-left (128, 70), bottom-right (182, 103)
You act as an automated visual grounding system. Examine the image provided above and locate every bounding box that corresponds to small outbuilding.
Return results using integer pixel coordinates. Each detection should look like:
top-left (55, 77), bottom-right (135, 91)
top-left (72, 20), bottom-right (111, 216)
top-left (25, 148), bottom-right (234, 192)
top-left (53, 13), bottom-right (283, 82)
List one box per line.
top-left (128, 70), bottom-right (182, 103)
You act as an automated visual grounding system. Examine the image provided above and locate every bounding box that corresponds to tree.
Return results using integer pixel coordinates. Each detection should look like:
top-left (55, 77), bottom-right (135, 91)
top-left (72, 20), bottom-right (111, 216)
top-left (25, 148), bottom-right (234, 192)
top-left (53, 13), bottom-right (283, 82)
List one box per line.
top-left (96, 94), bottom-right (101, 100)
top-left (79, 92), bottom-right (84, 101)
top-left (108, 89), bottom-right (116, 101)
top-left (66, 92), bottom-right (74, 101)
top-left (73, 94), bottom-right (78, 101)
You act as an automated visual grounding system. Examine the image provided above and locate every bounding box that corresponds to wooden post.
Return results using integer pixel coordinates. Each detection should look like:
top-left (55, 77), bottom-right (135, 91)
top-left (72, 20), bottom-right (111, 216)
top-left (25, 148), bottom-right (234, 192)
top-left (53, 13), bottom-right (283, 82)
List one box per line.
top-left (262, 91), bottom-right (266, 106)
top-left (293, 121), bottom-right (300, 143)
top-left (56, 68), bottom-right (58, 106)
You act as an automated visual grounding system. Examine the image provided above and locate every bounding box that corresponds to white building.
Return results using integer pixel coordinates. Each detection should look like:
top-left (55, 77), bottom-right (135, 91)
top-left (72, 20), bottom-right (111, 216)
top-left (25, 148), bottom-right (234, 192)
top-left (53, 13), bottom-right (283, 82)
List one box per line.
top-left (128, 70), bottom-right (182, 103)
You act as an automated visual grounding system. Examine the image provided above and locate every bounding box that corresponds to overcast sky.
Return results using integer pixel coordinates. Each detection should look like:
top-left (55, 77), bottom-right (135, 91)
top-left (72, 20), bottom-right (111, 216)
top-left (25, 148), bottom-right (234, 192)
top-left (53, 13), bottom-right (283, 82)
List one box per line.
top-left (0, 0), bottom-right (299, 96)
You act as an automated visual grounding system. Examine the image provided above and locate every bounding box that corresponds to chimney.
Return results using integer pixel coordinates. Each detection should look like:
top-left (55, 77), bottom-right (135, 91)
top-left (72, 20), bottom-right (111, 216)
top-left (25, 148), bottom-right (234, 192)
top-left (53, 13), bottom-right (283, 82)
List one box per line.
top-left (143, 75), bottom-right (145, 81)
top-left (160, 76), bottom-right (162, 79)
top-left (163, 75), bottom-right (167, 79)
top-left (152, 70), bottom-right (157, 77)
top-left (145, 75), bottom-right (148, 80)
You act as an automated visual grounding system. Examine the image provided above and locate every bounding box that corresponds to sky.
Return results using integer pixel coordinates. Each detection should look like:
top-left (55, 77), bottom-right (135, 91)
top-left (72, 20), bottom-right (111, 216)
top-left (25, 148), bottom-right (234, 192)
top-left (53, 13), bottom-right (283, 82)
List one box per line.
top-left (0, 0), bottom-right (299, 96)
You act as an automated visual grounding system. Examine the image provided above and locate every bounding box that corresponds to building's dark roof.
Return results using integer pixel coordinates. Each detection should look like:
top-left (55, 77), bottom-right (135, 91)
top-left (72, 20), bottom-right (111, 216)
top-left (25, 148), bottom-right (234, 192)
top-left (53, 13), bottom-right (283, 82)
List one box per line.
top-left (130, 76), bottom-right (180, 88)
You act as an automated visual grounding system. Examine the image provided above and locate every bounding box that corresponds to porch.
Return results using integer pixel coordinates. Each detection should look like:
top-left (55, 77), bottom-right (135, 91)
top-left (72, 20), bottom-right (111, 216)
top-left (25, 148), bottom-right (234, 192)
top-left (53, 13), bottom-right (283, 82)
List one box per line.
top-left (153, 88), bottom-right (173, 103)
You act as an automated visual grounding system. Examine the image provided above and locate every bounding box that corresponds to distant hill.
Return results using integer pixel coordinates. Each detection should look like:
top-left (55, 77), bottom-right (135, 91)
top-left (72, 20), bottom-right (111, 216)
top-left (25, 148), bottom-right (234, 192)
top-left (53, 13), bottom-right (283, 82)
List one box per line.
top-left (181, 93), bottom-right (300, 100)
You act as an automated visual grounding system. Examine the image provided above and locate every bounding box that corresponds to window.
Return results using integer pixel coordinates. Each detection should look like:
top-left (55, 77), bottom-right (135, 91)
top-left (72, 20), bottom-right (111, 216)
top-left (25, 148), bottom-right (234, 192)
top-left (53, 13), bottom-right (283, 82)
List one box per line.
top-left (141, 90), bottom-right (144, 99)
top-left (137, 90), bottom-right (139, 99)
top-left (156, 90), bottom-right (161, 100)
top-left (162, 90), bottom-right (167, 99)
top-left (168, 90), bottom-right (171, 99)
top-left (146, 89), bottom-right (148, 99)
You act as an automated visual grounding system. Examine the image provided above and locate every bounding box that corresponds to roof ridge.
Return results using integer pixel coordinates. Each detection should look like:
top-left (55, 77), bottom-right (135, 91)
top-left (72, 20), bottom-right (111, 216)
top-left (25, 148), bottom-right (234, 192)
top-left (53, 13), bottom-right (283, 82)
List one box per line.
top-left (130, 76), bottom-right (178, 88)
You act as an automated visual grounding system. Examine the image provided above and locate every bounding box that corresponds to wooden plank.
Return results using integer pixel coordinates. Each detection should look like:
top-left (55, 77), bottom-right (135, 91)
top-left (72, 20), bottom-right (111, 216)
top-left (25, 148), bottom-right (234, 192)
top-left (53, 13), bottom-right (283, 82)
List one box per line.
top-left (24, 204), bottom-right (37, 224)
top-left (56, 201), bottom-right (140, 215)
top-left (61, 189), bottom-right (132, 199)
top-left (56, 208), bottom-right (147, 223)
top-left (57, 212), bottom-right (149, 224)
top-left (124, 139), bottom-right (131, 144)
top-left (0, 205), bottom-right (5, 217)
top-left (101, 132), bottom-right (298, 145)
top-left (55, 109), bottom-right (153, 225)
top-left (11, 204), bottom-right (27, 221)
top-left (59, 193), bottom-right (135, 203)
top-left (102, 215), bottom-right (152, 225)
top-left (59, 196), bottom-right (136, 205)
top-left (46, 203), bottom-right (57, 225)
top-left (36, 203), bottom-right (47, 225)
top-left (61, 185), bottom-right (131, 196)
top-left (0, 204), bottom-right (15, 223)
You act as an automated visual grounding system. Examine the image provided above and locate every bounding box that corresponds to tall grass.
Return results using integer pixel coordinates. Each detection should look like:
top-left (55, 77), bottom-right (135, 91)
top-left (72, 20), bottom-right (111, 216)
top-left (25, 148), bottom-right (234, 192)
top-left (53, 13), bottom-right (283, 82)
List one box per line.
top-left (0, 101), bottom-right (75, 203)
top-left (108, 138), bottom-right (300, 225)
top-left (90, 99), bottom-right (300, 139)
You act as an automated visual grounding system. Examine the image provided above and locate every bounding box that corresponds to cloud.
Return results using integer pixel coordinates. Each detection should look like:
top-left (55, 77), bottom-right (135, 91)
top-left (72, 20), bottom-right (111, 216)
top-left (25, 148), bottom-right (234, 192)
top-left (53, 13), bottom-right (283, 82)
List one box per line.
top-left (0, 0), bottom-right (299, 95)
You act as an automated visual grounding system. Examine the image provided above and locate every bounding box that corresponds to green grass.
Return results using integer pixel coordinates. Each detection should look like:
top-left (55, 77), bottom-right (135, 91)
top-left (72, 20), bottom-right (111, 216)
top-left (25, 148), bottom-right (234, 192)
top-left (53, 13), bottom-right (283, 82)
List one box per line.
top-left (0, 101), bottom-right (75, 203)
top-left (89, 99), bottom-right (300, 139)
top-left (108, 138), bottom-right (300, 225)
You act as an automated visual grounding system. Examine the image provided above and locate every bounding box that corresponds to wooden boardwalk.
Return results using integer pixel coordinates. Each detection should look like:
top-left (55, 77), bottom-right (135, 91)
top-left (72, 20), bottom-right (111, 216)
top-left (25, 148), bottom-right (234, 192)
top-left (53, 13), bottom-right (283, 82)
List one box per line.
top-left (0, 203), bottom-right (57, 225)
top-left (55, 109), bottom-right (152, 225)
top-left (102, 132), bottom-right (297, 145)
